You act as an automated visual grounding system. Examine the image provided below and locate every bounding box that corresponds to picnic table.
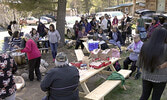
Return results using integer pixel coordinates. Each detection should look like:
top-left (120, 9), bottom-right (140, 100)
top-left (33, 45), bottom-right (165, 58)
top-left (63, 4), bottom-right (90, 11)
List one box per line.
top-left (37, 39), bottom-right (49, 52)
top-left (79, 57), bottom-right (119, 95)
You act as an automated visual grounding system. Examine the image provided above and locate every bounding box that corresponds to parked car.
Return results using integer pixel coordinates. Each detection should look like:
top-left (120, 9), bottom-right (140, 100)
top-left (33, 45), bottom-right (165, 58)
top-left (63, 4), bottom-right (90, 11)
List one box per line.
top-left (26, 17), bottom-right (48, 25)
top-left (65, 16), bottom-right (80, 39)
top-left (19, 18), bottom-right (27, 25)
top-left (96, 11), bottom-right (124, 26)
top-left (40, 16), bottom-right (53, 24)
top-left (135, 9), bottom-right (156, 16)
top-left (45, 14), bottom-right (56, 21)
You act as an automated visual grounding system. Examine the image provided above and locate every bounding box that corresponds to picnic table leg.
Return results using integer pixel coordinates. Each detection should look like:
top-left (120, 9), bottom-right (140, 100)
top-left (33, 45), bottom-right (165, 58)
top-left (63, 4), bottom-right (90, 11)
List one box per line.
top-left (110, 64), bottom-right (116, 72)
top-left (101, 97), bottom-right (104, 100)
top-left (81, 82), bottom-right (90, 94)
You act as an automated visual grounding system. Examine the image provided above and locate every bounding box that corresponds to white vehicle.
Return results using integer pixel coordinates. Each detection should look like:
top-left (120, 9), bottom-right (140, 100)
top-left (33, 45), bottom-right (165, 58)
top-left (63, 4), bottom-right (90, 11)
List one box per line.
top-left (65, 16), bottom-right (81, 39)
top-left (40, 16), bottom-right (53, 24)
top-left (26, 17), bottom-right (48, 25)
top-left (96, 11), bottom-right (124, 26)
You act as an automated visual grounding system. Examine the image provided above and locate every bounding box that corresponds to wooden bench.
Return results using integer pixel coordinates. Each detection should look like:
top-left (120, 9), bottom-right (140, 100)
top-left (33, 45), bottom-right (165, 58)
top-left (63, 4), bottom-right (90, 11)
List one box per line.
top-left (74, 49), bottom-right (85, 61)
top-left (84, 69), bottom-right (132, 100)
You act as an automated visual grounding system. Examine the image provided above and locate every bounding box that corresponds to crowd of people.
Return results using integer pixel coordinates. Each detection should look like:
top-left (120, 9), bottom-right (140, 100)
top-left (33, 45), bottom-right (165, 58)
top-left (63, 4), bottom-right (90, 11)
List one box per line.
top-left (0, 12), bottom-right (167, 100)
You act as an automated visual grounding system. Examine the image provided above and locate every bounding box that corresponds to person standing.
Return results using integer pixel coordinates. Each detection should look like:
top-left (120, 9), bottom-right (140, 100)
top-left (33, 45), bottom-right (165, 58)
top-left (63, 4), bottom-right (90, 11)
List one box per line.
top-left (18, 33), bottom-right (41, 81)
top-left (121, 15), bottom-right (126, 31)
top-left (0, 53), bottom-right (17, 100)
top-left (139, 28), bottom-right (167, 100)
top-left (7, 21), bottom-right (13, 36)
top-left (11, 21), bottom-right (20, 34)
top-left (99, 16), bottom-right (108, 33)
top-left (112, 16), bottom-right (119, 27)
top-left (41, 52), bottom-right (80, 100)
top-left (48, 24), bottom-right (61, 62)
top-left (147, 17), bottom-right (161, 38)
top-left (90, 17), bottom-right (97, 30)
top-left (73, 20), bottom-right (79, 40)
top-left (137, 14), bottom-right (145, 33)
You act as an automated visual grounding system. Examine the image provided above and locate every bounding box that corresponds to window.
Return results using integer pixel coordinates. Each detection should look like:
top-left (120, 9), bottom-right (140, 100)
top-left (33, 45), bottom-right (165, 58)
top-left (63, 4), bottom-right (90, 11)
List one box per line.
top-left (125, 7), bottom-right (129, 12)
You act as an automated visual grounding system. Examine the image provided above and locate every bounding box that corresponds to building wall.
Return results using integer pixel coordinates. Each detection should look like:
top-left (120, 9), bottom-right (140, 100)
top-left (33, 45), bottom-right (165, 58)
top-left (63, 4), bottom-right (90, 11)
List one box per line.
top-left (146, 0), bottom-right (167, 12)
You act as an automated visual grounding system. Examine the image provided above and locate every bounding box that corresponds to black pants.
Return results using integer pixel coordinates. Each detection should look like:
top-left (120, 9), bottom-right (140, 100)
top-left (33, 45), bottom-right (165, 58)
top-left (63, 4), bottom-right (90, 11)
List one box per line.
top-left (123, 57), bottom-right (137, 76)
top-left (28, 57), bottom-right (41, 81)
top-left (140, 79), bottom-right (166, 100)
top-left (75, 40), bottom-right (84, 49)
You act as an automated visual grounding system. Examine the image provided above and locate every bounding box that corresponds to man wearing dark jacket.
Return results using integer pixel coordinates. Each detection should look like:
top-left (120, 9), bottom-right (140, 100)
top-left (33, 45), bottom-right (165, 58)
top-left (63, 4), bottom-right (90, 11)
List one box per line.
top-left (41, 52), bottom-right (80, 100)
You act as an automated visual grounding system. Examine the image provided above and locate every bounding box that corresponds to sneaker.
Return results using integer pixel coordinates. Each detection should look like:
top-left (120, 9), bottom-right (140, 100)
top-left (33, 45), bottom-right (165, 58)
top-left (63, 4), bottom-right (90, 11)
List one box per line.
top-left (53, 59), bottom-right (55, 62)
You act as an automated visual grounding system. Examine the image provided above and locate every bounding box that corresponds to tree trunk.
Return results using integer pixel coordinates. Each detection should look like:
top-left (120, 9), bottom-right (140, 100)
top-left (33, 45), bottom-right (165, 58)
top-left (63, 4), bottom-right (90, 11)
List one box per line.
top-left (132, 0), bottom-right (136, 16)
top-left (117, 0), bottom-right (119, 5)
top-left (56, 0), bottom-right (67, 46)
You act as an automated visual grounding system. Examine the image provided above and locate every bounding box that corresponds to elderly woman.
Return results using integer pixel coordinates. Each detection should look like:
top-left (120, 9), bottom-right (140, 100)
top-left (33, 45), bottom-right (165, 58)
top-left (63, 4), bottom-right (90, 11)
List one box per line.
top-left (41, 52), bottom-right (80, 100)
top-left (18, 33), bottom-right (41, 81)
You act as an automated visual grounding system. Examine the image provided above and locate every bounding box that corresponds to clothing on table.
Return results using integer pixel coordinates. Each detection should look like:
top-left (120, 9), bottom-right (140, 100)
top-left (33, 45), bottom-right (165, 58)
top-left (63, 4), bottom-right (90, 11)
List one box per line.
top-left (0, 53), bottom-right (17, 99)
top-left (40, 65), bottom-right (80, 100)
top-left (21, 39), bottom-right (41, 60)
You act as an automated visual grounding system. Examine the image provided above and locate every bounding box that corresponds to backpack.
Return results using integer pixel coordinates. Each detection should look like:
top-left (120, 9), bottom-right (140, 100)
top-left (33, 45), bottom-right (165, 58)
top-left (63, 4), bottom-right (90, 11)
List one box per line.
top-left (107, 61), bottom-right (121, 71)
top-left (113, 61), bottom-right (121, 71)
top-left (100, 43), bottom-right (109, 50)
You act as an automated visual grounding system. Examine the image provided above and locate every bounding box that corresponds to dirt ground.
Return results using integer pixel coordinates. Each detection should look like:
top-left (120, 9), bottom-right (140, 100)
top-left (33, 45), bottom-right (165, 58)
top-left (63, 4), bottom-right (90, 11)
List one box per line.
top-left (15, 45), bottom-right (102, 100)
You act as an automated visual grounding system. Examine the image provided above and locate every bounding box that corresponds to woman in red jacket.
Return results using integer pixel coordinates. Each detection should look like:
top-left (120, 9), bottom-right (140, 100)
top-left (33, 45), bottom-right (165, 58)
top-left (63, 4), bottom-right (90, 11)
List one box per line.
top-left (19, 33), bottom-right (41, 81)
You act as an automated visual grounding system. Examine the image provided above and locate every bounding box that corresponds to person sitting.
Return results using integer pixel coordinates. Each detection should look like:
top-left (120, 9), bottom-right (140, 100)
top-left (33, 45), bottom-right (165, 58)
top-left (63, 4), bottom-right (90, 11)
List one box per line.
top-left (87, 28), bottom-right (98, 40)
top-left (97, 28), bottom-right (109, 50)
top-left (123, 34), bottom-right (143, 77)
top-left (109, 27), bottom-right (122, 52)
top-left (41, 52), bottom-right (80, 100)
top-left (30, 28), bottom-right (39, 42)
top-left (10, 31), bottom-right (21, 50)
top-left (0, 53), bottom-right (17, 100)
top-left (75, 27), bottom-right (87, 50)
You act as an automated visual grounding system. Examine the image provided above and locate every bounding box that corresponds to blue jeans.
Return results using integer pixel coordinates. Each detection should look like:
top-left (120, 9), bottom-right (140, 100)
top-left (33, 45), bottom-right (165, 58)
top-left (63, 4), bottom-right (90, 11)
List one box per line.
top-left (137, 26), bottom-right (145, 32)
top-left (50, 42), bottom-right (58, 59)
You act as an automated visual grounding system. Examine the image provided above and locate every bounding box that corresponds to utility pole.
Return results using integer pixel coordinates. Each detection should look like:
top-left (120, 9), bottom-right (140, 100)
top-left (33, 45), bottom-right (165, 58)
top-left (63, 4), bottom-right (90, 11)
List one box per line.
top-left (132, 0), bottom-right (136, 16)
top-left (117, 0), bottom-right (119, 5)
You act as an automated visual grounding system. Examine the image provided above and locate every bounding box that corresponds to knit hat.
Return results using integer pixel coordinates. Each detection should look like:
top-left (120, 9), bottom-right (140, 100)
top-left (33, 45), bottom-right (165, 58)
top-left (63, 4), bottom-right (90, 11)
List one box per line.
top-left (56, 52), bottom-right (67, 62)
